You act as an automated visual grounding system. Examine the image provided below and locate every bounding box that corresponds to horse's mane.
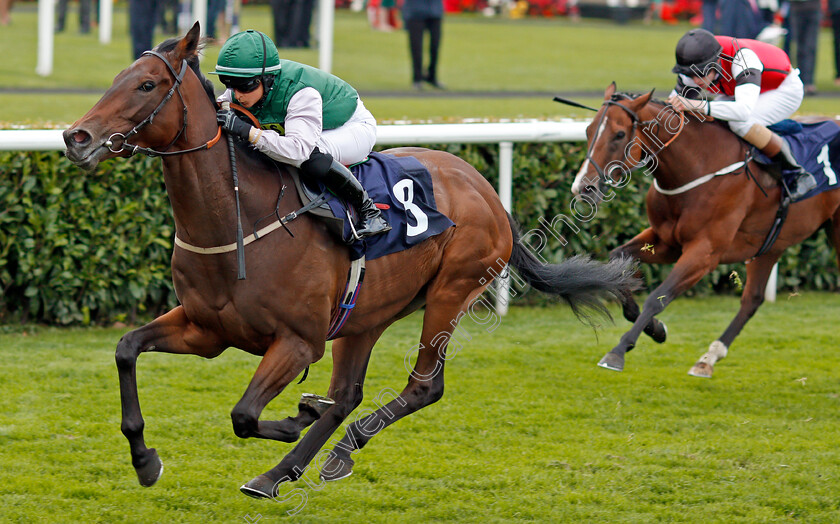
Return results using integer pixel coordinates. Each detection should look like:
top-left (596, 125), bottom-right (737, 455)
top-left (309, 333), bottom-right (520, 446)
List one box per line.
top-left (611, 92), bottom-right (673, 109)
top-left (154, 38), bottom-right (217, 104)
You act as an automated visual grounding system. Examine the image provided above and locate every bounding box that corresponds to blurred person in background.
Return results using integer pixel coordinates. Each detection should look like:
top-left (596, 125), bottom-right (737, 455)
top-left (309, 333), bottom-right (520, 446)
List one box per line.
top-left (157, 0), bottom-right (177, 34)
top-left (271, 0), bottom-right (315, 47)
top-left (830, 0), bottom-right (840, 86)
top-left (56, 0), bottom-right (92, 34)
top-left (701, 0), bottom-right (718, 33)
top-left (129, 0), bottom-right (161, 59)
top-left (288, 0), bottom-right (315, 47)
top-left (1, 0), bottom-right (14, 26)
top-left (403, 0), bottom-right (444, 90)
top-left (205, 0), bottom-right (226, 42)
top-left (270, 0), bottom-right (292, 45)
top-left (757, 0), bottom-right (779, 24)
top-left (787, 0), bottom-right (821, 95)
top-left (719, 0), bottom-right (765, 38)
top-left (368, 0), bottom-right (401, 31)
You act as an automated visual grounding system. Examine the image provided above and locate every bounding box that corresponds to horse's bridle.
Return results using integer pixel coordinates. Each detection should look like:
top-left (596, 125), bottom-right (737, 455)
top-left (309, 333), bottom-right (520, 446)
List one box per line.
top-left (105, 50), bottom-right (222, 157)
top-left (585, 97), bottom-right (685, 193)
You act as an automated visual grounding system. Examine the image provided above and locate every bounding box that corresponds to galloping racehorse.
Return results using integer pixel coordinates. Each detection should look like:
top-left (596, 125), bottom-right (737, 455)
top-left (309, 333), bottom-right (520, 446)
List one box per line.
top-left (573, 83), bottom-right (840, 377)
top-left (63, 25), bottom-right (638, 498)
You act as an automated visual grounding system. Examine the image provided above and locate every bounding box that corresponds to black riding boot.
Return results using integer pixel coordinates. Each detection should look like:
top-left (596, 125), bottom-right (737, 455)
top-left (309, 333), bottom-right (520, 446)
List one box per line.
top-left (764, 135), bottom-right (817, 202)
top-left (301, 149), bottom-right (391, 239)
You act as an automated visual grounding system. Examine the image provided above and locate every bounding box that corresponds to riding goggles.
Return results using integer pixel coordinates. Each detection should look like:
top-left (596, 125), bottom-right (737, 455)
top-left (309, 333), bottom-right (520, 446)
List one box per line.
top-left (220, 75), bottom-right (262, 93)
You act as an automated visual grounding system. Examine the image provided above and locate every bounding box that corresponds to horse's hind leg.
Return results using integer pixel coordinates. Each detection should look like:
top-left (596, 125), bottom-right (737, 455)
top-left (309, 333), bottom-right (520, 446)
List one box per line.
top-left (116, 307), bottom-right (225, 486)
top-left (610, 228), bottom-right (680, 344)
top-left (238, 327), bottom-right (383, 498)
top-left (688, 254), bottom-right (781, 378)
top-left (320, 294), bottom-right (471, 481)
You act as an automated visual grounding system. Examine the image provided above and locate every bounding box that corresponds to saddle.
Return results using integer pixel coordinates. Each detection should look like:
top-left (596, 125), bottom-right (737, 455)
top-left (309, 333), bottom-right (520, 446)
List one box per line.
top-left (753, 119), bottom-right (840, 200)
top-left (289, 167), bottom-right (350, 241)
top-left (288, 151), bottom-right (455, 261)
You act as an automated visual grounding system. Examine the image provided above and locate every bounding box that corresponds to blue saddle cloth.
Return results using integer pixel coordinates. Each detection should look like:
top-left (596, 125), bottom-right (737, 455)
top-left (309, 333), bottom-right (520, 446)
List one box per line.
top-left (759, 120), bottom-right (840, 200)
top-left (310, 151), bottom-right (455, 261)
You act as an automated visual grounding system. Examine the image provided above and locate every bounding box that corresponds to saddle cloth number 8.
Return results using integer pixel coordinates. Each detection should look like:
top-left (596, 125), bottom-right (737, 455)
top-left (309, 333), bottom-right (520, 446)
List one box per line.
top-left (392, 179), bottom-right (430, 237)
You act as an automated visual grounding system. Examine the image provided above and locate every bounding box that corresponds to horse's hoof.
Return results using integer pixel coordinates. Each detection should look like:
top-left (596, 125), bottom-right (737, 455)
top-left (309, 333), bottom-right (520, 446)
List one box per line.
top-left (598, 352), bottom-right (624, 372)
top-left (240, 474), bottom-right (277, 499)
top-left (688, 362), bottom-right (713, 378)
top-left (320, 451), bottom-right (354, 482)
top-left (651, 320), bottom-right (668, 344)
top-left (134, 448), bottom-right (163, 487)
top-left (300, 393), bottom-right (335, 418)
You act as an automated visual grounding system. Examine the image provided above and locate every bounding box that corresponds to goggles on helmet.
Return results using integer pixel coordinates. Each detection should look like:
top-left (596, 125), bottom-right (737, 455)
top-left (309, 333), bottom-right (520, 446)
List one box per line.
top-left (220, 75), bottom-right (262, 93)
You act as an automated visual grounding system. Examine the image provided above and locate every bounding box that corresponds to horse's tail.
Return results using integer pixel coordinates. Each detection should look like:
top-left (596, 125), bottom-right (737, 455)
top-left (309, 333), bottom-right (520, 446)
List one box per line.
top-left (506, 214), bottom-right (640, 324)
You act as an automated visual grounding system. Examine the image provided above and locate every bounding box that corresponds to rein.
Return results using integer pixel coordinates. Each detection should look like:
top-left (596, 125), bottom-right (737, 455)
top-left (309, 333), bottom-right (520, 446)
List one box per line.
top-left (104, 51), bottom-right (222, 157)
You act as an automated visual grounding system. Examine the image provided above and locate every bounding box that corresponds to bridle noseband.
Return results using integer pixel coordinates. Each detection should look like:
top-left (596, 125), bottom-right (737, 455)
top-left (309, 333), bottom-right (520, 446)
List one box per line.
top-left (585, 97), bottom-right (685, 192)
top-left (105, 50), bottom-right (221, 157)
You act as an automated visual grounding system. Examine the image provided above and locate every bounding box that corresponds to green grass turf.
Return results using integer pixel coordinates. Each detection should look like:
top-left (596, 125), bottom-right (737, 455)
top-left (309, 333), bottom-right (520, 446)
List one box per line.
top-left (2, 293), bottom-right (839, 522)
top-left (4, 7), bottom-right (840, 125)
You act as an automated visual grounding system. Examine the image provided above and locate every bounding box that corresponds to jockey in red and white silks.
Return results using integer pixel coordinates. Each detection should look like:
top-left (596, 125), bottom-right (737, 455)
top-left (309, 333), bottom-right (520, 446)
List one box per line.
top-left (666, 28), bottom-right (816, 201)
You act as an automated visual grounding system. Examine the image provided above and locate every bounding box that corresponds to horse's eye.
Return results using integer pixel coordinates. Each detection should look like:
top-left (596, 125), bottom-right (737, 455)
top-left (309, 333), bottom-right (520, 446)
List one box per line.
top-left (615, 131), bottom-right (626, 140)
top-left (139, 81), bottom-right (155, 92)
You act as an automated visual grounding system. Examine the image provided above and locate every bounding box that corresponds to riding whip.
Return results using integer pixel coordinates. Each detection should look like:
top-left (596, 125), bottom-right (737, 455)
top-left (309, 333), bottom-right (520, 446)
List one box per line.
top-left (222, 102), bottom-right (247, 280)
top-left (552, 96), bottom-right (599, 112)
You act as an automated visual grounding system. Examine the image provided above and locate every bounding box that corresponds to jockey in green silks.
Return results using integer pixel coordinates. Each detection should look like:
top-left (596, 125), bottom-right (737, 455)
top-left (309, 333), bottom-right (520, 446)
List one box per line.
top-left (210, 29), bottom-right (390, 239)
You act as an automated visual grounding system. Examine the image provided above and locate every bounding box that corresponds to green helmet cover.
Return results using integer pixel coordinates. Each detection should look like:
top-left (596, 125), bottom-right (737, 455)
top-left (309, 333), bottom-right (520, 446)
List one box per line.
top-left (210, 30), bottom-right (282, 78)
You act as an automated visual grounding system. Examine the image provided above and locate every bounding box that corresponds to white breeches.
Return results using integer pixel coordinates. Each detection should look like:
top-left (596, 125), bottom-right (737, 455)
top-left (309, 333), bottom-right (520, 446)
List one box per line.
top-left (727, 69), bottom-right (804, 137)
top-left (317, 99), bottom-right (378, 166)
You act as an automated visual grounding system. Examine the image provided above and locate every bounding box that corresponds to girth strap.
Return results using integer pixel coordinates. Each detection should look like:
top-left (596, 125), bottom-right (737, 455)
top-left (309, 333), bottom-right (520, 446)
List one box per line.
top-left (754, 193), bottom-right (790, 259)
top-left (327, 256), bottom-right (366, 340)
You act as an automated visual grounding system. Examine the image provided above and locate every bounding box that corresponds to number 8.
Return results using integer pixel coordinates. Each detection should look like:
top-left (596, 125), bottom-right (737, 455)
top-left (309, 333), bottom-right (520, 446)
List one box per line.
top-left (392, 179), bottom-right (429, 237)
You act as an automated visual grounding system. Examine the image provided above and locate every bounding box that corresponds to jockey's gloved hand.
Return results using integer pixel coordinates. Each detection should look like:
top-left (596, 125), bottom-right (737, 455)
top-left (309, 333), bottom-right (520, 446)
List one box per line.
top-left (216, 109), bottom-right (253, 142)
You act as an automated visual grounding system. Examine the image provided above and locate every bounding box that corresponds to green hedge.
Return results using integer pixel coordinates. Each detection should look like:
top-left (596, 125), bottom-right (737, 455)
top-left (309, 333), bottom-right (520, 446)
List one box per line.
top-left (0, 152), bottom-right (176, 325)
top-left (1, 145), bottom-right (837, 325)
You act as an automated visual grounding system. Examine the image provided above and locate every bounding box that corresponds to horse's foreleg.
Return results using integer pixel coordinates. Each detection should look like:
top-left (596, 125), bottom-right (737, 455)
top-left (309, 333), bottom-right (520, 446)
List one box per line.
top-left (230, 335), bottom-right (320, 498)
top-left (244, 392), bottom-right (335, 445)
top-left (599, 244), bottom-right (718, 372)
top-left (230, 336), bottom-right (315, 441)
top-left (610, 228), bottom-right (680, 344)
top-left (116, 306), bottom-right (225, 486)
top-left (239, 328), bottom-right (385, 498)
top-left (688, 254), bottom-right (781, 378)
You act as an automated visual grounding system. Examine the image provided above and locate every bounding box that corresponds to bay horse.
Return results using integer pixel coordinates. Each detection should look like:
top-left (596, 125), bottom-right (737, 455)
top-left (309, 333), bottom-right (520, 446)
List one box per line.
top-left (572, 83), bottom-right (840, 377)
top-left (63, 25), bottom-right (638, 498)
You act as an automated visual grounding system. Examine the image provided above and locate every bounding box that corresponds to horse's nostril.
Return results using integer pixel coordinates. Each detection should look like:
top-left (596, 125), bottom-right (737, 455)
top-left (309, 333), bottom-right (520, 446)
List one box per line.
top-left (73, 131), bottom-right (89, 144)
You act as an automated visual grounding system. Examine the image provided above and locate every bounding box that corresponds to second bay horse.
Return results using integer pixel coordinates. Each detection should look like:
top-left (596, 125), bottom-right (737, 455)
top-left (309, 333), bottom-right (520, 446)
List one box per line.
top-left (573, 83), bottom-right (840, 377)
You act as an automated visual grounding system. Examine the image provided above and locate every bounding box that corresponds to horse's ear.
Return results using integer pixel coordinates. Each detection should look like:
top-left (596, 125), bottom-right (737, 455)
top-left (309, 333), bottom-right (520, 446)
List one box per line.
top-left (604, 82), bottom-right (617, 100)
top-left (632, 88), bottom-right (655, 108)
top-left (174, 22), bottom-right (201, 61)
